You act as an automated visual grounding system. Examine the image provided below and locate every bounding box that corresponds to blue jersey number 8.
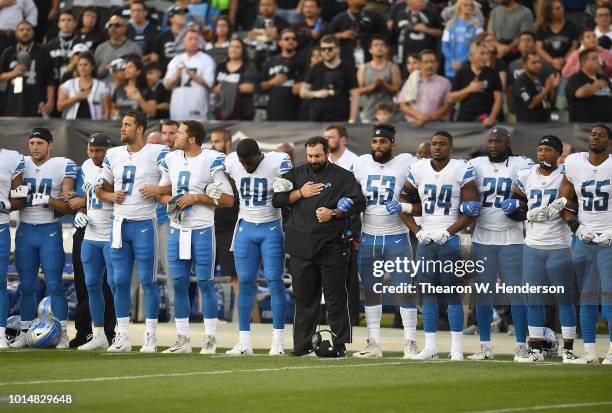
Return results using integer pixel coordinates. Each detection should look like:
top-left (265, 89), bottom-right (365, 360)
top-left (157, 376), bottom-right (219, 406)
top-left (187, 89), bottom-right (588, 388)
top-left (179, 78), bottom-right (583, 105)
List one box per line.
top-left (121, 166), bottom-right (136, 195)
top-left (581, 179), bottom-right (609, 212)
top-left (240, 177), bottom-right (268, 206)
top-left (423, 184), bottom-right (453, 215)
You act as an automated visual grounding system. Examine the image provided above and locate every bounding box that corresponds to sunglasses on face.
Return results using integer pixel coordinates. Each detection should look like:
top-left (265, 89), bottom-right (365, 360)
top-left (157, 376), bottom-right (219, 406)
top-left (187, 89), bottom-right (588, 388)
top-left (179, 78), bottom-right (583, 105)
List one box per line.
top-left (282, 37), bottom-right (296, 41)
top-left (320, 47), bottom-right (335, 52)
top-left (108, 23), bottom-right (124, 28)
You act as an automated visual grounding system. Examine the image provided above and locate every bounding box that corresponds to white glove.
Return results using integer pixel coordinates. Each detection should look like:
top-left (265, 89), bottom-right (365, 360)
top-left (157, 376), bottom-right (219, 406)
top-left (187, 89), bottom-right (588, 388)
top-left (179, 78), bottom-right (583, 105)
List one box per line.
top-left (546, 197), bottom-right (567, 220)
top-left (431, 229), bottom-right (451, 245)
top-left (272, 177), bottom-right (293, 193)
top-left (205, 182), bottom-right (223, 205)
top-left (592, 231), bottom-right (612, 246)
top-left (82, 177), bottom-right (105, 194)
top-left (526, 206), bottom-right (549, 222)
top-left (74, 212), bottom-right (90, 228)
top-left (416, 229), bottom-right (434, 245)
top-left (576, 225), bottom-right (596, 243)
top-left (31, 193), bottom-right (49, 206)
top-left (10, 185), bottom-right (29, 198)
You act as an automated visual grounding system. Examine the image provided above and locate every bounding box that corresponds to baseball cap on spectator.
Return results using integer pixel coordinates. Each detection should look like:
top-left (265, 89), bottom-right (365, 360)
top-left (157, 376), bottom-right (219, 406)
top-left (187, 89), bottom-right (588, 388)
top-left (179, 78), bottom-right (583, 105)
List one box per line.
top-left (70, 43), bottom-right (90, 58)
top-left (168, 5), bottom-right (188, 17)
top-left (110, 58), bottom-right (126, 73)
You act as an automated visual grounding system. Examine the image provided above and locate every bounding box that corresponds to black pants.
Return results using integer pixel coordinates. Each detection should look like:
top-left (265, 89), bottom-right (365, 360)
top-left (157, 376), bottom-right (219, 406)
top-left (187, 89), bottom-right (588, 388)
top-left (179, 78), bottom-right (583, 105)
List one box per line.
top-left (72, 228), bottom-right (116, 342)
top-left (347, 244), bottom-right (360, 326)
top-left (290, 240), bottom-right (352, 352)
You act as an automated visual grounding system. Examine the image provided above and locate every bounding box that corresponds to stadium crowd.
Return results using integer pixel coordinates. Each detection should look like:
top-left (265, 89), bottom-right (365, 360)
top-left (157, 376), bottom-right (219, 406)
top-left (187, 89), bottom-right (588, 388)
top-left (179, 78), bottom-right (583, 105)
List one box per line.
top-left (1, 0), bottom-right (612, 124)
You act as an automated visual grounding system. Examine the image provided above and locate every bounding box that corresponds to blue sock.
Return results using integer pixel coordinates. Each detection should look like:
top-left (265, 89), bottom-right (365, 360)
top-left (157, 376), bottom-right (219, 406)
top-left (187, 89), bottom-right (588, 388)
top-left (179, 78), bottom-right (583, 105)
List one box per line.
top-left (141, 279), bottom-right (160, 320)
top-left (559, 305), bottom-right (577, 329)
top-left (46, 274), bottom-right (68, 321)
top-left (267, 278), bottom-right (285, 330)
top-left (527, 305), bottom-right (545, 328)
top-left (511, 304), bottom-right (528, 343)
top-left (580, 305), bottom-right (598, 344)
top-left (198, 279), bottom-right (217, 319)
top-left (447, 304), bottom-right (464, 332)
top-left (476, 304), bottom-right (492, 342)
top-left (237, 279), bottom-right (255, 331)
top-left (172, 275), bottom-right (191, 319)
top-left (422, 303), bottom-right (438, 333)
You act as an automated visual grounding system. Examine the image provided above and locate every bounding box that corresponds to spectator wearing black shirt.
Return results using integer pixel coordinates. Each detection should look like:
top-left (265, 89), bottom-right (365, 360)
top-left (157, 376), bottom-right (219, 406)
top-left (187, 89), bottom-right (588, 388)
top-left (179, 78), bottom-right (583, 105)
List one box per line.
top-left (300, 35), bottom-right (359, 122)
top-left (512, 51), bottom-right (559, 122)
top-left (327, 0), bottom-right (389, 68)
top-left (151, 5), bottom-right (188, 74)
top-left (565, 48), bottom-right (612, 122)
top-left (535, 0), bottom-right (579, 72)
top-left (75, 6), bottom-right (106, 51)
top-left (111, 55), bottom-right (155, 119)
top-left (145, 62), bottom-right (170, 119)
top-left (449, 42), bottom-right (502, 127)
top-left (204, 15), bottom-right (232, 66)
top-left (246, 0), bottom-right (290, 69)
top-left (0, 21), bottom-right (54, 117)
top-left (260, 28), bottom-right (306, 121)
top-left (293, 0), bottom-right (325, 52)
top-left (297, 45), bottom-right (323, 121)
top-left (391, 0), bottom-right (443, 65)
top-left (126, 0), bottom-right (158, 59)
top-left (45, 9), bottom-right (78, 90)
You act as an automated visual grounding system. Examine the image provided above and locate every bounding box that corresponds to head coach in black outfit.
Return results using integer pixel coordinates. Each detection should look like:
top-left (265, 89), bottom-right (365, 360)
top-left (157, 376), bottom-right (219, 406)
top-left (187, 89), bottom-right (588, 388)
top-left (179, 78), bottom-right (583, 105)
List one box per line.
top-left (273, 136), bottom-right (366, 357)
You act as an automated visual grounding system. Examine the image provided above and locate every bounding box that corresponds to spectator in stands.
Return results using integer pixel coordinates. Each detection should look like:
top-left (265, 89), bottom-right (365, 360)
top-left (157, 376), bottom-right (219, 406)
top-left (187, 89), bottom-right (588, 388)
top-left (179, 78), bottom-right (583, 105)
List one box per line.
top-left (109, 58), bottom-right (125, 94)
top-left (535, 0), bottom-right (579, 72)
top-left (512, 50), bottom-right (559, 122)
top-left (562, 28), bottom-right (612, 78)
top-left (160, 0), bottom-right (195, 31)
top-left (488, 0), bottom-right (534, 62)
top-left (441, 0), bottom-right (483, 79)
top-left (57, 51), bottom-right (110, 120)
top-left (75, 6), bottom-right (105, 51)
top-left (0, 20), bottom-right (54, 117)
top-left (276, 0), bottom-right (301, 24)
top-left (60, 43), bottom-right (90, 84)
top-left (247, 0), bottom-right (290, 69)
top-left (565, 48), bottom-right (612, 122)
top-left (406, 52), bottom-right (420, 75)
top-left (328, 0), bottom-right (389, 68)
top-left (297, 45), bottom-right (322, 121)
top-left (293, 0), bottom-right (324, 51)
top-left (441, 0), bottom-right (484, 27)
top-left (260, 28), bottom-right (306, 121)
top-left (126, 0), bottom-right (158, 59)
top-left (0, 0), bottom-right (37, 51)
top-left (450, 41), bottom-right (503, 127)
top-left (94, 14), bottom-right (142, 83)
top-left (300, 35), bottom-right (359, 122)
top-left (557, 141), bottom-right (574, 165)
top-left (145, 62), bottom-right (170, 119)
top-left (594, 4), bottom-right (612, 45)
top-left (45, 9), bottom-right (78, 91)
top-left (391, 0), bottom-right (443, 65)
top-left (204, 15), bottom-right (232, 66)
top-left (212, 38), bottom-right (258, 120)
top-left (112, 55), bottom-right (155, 119)
top-left (398, 49), bottom-right (452, 127)
top-left (151, 5), bottom-right (188, 74)
top-left (474, 31), bottom-right (509, 92)
top-left (374, 102), bottom-right (395, 124)
top-left (356, 35), bottom-right (401, 123)
top-left (324, 123), bottom-right (358, 169)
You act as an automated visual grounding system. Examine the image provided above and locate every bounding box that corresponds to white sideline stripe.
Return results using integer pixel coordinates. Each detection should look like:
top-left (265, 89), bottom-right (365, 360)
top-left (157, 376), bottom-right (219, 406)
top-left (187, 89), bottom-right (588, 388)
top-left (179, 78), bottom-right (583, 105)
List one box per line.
top-left (468, 401), bottom-right (612, 413)
top-left (0, 362), bottom-right (406, 386)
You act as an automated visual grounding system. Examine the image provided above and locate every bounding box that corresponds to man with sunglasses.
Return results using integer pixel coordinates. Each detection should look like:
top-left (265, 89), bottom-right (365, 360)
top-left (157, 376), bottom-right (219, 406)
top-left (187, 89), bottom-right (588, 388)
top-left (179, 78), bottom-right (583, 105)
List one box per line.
top-left (94, 13), bottom-right (142, 83)
top-left (260, 28), bottom-right (307, 121)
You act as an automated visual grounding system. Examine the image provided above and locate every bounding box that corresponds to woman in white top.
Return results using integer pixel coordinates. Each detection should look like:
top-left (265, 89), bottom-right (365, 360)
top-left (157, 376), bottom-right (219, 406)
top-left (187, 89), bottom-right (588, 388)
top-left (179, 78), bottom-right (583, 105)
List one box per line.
top-left (57, 52), bottom-right (111, 120)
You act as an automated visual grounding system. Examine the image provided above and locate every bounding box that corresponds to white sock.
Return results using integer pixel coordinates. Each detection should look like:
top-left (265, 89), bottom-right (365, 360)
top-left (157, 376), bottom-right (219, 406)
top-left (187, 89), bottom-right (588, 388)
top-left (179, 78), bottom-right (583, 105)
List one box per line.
top-left (204, 318), bottom-right (217, 336)
top-left (93, 326), bottom-right (104, 338)
top-left (584, 343), bottom-right (596, 353)
top-left (239, 330), bottom-right (251, 347)
top-left (145, 318), bottom-right (158, 335)
top-left (480, 341), bottom-right (492, 347)
top-left (400, 307), bottom-right (417, 341)
top-left (365, 305), bottom-right (382, 343)
top-left (175, 318), bottom-right (189, 337)
top-left (561, 326), bottom-right (576, 340)
top-left (20, 320), bottom-right (31, 331)
top-left (117, 317), bottom-right (129, 334)
top-left (451, 331), bottom-right (463, 355)
top-left (60, 320), bottom-right (68, 332)
top-left (516, 342), bottom-right (526, 347)
top-left (609, 342), bottom-right (612, 351)
top-left (424, 332), bottom-right (437, 351)
top-left (272, 328), bottom-right (284, 346)
top-left (0, 327), bottom-right (5, 337)
top-left (528, 326), bottom-right (545, 339)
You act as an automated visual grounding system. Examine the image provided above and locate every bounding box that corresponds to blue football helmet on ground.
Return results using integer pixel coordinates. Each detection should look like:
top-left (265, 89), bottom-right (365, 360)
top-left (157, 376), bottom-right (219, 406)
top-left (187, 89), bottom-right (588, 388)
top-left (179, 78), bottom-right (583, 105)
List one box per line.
top-left (26, 315), bottom-right (61, 348)
top-left (5, 315), bottom-right (21, 345)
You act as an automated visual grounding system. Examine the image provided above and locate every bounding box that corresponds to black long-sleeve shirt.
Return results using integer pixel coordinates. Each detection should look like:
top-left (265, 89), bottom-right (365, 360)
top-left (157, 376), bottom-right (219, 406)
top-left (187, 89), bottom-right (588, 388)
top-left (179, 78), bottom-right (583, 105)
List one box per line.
top-left (273, 162), bottom-right (366, 259)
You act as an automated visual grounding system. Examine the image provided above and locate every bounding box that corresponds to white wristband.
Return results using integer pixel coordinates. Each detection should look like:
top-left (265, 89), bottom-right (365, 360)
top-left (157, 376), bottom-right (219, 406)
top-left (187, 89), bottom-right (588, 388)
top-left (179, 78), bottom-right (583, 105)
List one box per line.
top-left (401, 203), bottom-right (413, 214)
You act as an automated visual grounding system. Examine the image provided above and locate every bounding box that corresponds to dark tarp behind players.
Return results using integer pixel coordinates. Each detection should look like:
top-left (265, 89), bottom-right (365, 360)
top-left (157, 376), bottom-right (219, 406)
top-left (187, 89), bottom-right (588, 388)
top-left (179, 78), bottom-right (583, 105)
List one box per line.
top-left (273, 136), bottom-right (366, 357)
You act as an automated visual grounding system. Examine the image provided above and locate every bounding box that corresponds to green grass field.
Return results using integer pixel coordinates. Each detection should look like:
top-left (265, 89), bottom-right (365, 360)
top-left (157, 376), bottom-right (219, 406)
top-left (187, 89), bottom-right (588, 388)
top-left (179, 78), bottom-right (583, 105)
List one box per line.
top-left (1, 348), bottom-right (611, 413)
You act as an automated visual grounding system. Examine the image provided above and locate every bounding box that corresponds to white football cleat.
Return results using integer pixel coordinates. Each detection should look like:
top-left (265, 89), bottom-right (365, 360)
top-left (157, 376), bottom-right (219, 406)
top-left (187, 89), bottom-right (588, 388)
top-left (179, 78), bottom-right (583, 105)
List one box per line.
top-left (199, 335), bottom-right (217, 355)
top-left (352, 339), bottom-right (383, 358)
top-left (513, 344), bottom-right (529, 361)
top-left (562, 349), bottom-right (581, 364)
top-left (449, 352), bottom-right (464, 361)
top-left (140, 332), bottom-right (157, 353)
top-left (516, 348), bottom-right (545, 363)
top-left (410, 347), bottom-right (439, 361)
top-left (0, 336), bottom-right (8, 349)
top-left (9, 331), bottom-right (28, 349)
top-left (403, 340), bottom-right (418, 359)
top-left (225, 343), bottom-right (253, 356)
top-left (602, 350), bottom-right (612, 365)
top-left (55, 330), bottom-right (70, 349)
top-left (573, 351), bottom-right (599, 364)
top-left (269, 342), bottom-right (285, 356)
top-left (163, 335), bottom-right (192, 354)
top-left (78, 334), bottom-right (108, 351)
top-left (107, 332), bottom-right (131, 352)
top-left (467, 344), bottom-right (494, 360)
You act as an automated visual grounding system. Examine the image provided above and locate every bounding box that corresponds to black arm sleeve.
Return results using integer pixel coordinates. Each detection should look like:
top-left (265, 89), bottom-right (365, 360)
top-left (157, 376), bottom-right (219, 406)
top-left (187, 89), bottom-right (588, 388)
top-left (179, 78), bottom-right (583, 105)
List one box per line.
top-left (341, 173), bottom-right (367, 217)
top-left (272, 169), bottom-right (296, 209)
top-left (507, 192), bottom-right (528, 222)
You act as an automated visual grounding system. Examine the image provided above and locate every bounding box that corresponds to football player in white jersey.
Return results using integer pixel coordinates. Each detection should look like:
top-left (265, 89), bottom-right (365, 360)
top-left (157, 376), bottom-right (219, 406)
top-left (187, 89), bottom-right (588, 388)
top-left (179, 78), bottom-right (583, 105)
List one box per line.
top-left (224, 138), bottom-right (292, 355)
top-left (97, 111), bottom-right (170, 353)
top-left (403, 131), bottom-right (480, 360)
top-left (468, 127), bottom-right (533, 361)
top-left (155, 120), bottom-right (233, 354)
top-left (0, 148), bottom-right (25, 349)
top-left (74, 133), bottom-right (116, 351)
top-left (351, 124), bottom-right (419, 358)
top-left (11, 128), bottom-right (77, 349)
top-left (506, 135), bottom-right (579, 363)
top-left (553, 124), bottom-right (612, 364)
